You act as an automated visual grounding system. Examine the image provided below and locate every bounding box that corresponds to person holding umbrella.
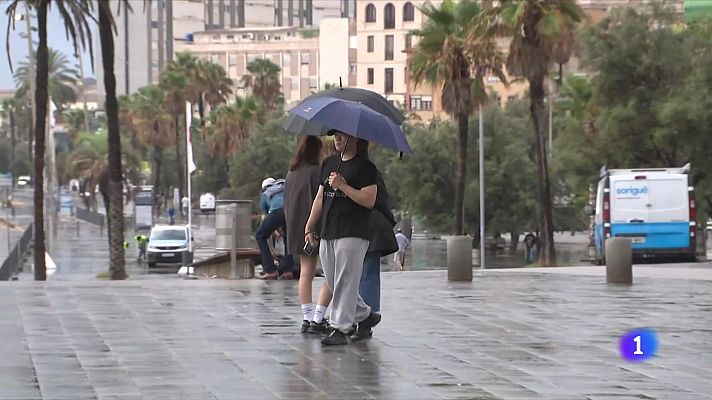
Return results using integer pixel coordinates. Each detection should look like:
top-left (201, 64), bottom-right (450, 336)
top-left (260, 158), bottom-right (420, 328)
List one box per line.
top-left (286, 90), bottom-right (411, 345)
top-left (304, 131), bottom-right (381, 346)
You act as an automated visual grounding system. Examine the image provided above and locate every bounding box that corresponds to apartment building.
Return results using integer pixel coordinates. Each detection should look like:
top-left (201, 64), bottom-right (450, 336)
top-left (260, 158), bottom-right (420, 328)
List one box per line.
top-left (175, 20), bottom-right (350, 105)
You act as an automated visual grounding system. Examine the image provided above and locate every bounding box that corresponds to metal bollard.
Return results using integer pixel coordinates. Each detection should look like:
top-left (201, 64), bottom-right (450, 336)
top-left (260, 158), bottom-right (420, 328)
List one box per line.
top-left (605, 237), bottom-right (633, 284)
top-left (447, 236), bottom-right (473, 281)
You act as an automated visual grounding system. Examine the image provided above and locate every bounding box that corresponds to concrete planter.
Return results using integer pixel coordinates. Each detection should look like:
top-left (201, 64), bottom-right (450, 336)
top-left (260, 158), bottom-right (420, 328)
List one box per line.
top-left (605, 237), bottom-right (632, 284)
top-left (447, 235), bottom-right (473, 281)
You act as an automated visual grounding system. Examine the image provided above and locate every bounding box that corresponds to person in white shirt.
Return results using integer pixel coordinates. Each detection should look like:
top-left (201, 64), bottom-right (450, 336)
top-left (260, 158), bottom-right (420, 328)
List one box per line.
top-left (394, 229), bottom-right (410, 271)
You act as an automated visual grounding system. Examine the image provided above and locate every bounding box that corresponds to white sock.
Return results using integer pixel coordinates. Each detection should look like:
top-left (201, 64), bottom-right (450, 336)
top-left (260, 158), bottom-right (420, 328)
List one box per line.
top-left (301, 304), bottom-right (314, 322)
top-left (313, 304), bottom-right (327, 323)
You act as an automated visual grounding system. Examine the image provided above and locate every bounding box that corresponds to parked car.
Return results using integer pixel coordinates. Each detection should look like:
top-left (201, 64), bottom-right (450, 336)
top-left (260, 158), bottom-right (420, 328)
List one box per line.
top-left (16, 175), bottom-right (32, 187)
top-left (146, 225), bottom-right (190, 267)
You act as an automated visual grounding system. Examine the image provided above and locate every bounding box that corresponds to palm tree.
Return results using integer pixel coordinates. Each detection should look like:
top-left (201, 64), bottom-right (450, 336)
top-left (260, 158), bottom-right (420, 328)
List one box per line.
top-left (198, 60), bottom-right (233, 115)
top-left (0, 99), bottom-right (18, 177)
top-left (97, 0), bottom-right (134, 279)
top-left (71, 130), bottom-right (108, 212)
top-left (159, 61), bottom-right (194, 203)
top-left (202, 96), bottom-right (265, 157)
top-left (488, 0), bottom-right (584, 266)
top-left (5, 0), bottom-right (95, 281)
top-left (124, 85), bottom-right (174, 208)
top-left (410, 0), bottom-right (505, 235)
top-left (13, 48), bottom-right (78, 111)
top-left (242, 58), bottom-right (283, 110)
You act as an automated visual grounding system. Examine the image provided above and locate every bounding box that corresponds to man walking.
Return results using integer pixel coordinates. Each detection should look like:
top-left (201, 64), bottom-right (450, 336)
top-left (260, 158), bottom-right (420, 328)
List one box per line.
top-left (135, 233), bottom-right (148, 262)
top-left (523, 233), bottom-right (538, 264)
top-left (394, 229), bottom-right (410, 271)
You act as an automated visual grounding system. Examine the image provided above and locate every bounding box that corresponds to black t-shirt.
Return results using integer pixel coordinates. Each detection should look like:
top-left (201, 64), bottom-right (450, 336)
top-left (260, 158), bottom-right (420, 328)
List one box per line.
top-left (319, 154), bottom-right (378, 240)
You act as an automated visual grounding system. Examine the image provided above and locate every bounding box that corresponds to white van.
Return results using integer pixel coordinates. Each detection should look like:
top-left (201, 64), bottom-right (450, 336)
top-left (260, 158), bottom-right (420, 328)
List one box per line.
top-left (591, 164), bottom-right (697, 263)
top-left (199, 193), bottom-right (216, 212)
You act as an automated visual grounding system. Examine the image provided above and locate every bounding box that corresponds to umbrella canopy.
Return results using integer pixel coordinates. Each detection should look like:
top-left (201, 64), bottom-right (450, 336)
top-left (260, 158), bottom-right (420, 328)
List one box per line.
top-left (310, 87), bottom-right (405, 124)
top-left (288, 96), bottom-right (412, 153)
top-left (283, 87), bottom-right (405, 135)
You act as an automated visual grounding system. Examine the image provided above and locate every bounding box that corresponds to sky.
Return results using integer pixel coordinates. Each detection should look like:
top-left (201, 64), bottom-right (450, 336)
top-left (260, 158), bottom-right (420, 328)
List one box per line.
top-left (0, 4), bottom-right (95, 91)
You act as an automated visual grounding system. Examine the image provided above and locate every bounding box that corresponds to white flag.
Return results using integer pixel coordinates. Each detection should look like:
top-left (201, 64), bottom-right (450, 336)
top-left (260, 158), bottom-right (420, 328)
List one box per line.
top-left (186, 102), bottom-right (197, 174)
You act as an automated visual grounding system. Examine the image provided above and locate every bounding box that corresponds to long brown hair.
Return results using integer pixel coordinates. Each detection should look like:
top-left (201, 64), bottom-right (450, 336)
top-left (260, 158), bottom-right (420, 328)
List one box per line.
top-left (356, 139), bottom-right (369, 160)
top-left (289, 135), bottom-right (323, 171)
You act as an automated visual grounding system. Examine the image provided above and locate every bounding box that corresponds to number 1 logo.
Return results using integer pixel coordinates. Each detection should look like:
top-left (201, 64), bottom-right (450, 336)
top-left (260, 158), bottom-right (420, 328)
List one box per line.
top-left (620, 329), bottom-right (658, 362)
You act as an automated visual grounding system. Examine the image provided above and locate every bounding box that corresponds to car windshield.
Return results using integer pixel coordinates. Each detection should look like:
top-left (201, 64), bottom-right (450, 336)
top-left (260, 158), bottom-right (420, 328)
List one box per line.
top-left (150, 229), bottom-right (186, 241)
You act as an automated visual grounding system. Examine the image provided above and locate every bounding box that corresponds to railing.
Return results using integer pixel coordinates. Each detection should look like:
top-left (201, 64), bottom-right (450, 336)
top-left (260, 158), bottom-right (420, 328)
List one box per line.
top-left (75, 207), bottom-right (135, 234)
top-left (0, 224), bottom-right (34, 281)
top-left (76, 207), bottom-right (106, 228)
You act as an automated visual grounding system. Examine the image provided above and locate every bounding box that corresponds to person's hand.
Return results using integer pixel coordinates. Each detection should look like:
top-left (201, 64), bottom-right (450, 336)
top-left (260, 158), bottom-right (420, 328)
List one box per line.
top-left (328, 172), bottom-right (346, 190)
top-left (305, 231), bottom-right (317, 246)
top-left (274, 230), bottom-right (282, 240)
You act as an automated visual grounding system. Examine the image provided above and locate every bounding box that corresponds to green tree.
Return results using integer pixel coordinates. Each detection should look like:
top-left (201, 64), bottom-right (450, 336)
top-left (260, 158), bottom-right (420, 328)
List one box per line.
top-left (13, 48), bottom-right (78, 111)
top-left (124, 85), bottom-right (174, 207)
top-left (410, 0), bottom-right (505, 235)
top-left (489, 0), bottom-right (584, 266)
top-left (242, 58), bottom-right (283, 110)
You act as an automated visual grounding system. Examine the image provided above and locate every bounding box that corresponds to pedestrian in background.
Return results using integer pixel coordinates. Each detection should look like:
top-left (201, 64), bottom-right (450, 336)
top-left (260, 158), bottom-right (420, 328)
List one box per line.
top-left (135, 234), bottom-right (148, 262)
top-left (167, 207), bottom-right (176, 225)
top-left (394, 229), bottom-right (410, 271)
top-left (523, 233), bottom-right (538, 264)
top-left (257, 177), bottom-right (294, 280)
top-left (284, 136), bottom-right (324, 333)
top-left (304, 132), bottom-right (381, 346)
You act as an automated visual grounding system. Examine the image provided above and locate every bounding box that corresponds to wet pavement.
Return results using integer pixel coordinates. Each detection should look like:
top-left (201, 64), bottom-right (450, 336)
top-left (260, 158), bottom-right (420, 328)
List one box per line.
top-left (3, 250), bottom-right (712, 398)
top-left (3, 215), bottom-right (712, 399)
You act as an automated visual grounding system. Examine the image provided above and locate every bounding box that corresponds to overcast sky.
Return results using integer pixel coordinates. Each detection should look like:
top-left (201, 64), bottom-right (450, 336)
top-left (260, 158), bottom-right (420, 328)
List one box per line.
top-left (1, 4), bottom-right (95, 91)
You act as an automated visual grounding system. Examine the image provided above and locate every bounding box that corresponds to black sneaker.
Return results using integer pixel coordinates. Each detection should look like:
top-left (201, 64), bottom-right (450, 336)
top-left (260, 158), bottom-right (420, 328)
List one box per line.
top-left (351, 312), bottom-right (381, 342)
top-left (308, 319), bottom-right (328, 334)
top-left (321, 328), bottom-right (348, 346)
top-left (301, 320), bottom-right (311, 333)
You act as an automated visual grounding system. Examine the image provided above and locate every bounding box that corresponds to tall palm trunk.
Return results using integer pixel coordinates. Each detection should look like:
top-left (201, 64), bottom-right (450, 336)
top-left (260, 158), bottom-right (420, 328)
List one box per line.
top-left (454, 112), bottom-right (468, 235)
top-left (529, 76), bottom-right (556, 266)
top-left (174, 116), bottom-right (184, 202)
top-left (99, 4), bottom-right (126, 280)
top-left (9, 108), bottom-right (16, 178)
top-left (33, 0), bottom-right (49, 281)
top-left (153, 146), bottom-right (163, 210)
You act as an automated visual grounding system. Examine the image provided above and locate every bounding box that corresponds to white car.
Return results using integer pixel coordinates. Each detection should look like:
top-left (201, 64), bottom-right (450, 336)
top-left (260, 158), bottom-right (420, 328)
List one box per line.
top-left (146, 225), bottom-right (190, 267)
top-left (17, 175), bottom-right (31, 187)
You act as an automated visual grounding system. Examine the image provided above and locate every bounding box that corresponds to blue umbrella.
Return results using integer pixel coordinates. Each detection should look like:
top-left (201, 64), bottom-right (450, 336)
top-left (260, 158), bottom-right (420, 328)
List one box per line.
top-left (288, 96), bottom-right (412, 154)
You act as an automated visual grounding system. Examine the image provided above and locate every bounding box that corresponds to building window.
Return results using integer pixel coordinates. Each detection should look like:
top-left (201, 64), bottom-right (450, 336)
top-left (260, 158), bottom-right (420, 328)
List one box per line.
top-left (410, 96), bottom-right (432, 111)
top-left (383, 3), bottom-right (396, 29)
top-left (365, 4), bottom-right (376, 23)
top-left (301, 51), bottom-right (310, 65)
top-left (283, 52), bottom-right (291, 66)
top-left (309, 78), bottom-right (318, 89)
top-left (385, 68), bottom-right (394, 93)
top-left (385, 35), bottom-right (394, 61)
top-left (350, 63), bottom-right (357, 75)
top-left (403, 2), bottom-right (414, 22)
top-left (247, 54), bottom-right (258, 63)
top-left (384, 3), bottom-right (395, 29)
top-left (228, 53), bottom-right (238, 66)
top-left (291, 79), bottom-right (299, 91)
top-left (405, 34), bottom-right (412, 50)
top-left (210, 54), bottom-right (221, 64)
top-left (422, 97), bottom-right (432, 111)
top-left (367, 35), bottom-right (374, 53)
top-left (367, 68), bottom-right (374, 85)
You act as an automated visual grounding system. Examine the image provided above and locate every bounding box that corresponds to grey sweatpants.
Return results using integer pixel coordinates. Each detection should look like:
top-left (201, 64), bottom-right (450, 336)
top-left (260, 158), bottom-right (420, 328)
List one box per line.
top-left (319, 237), bottom-right (371, 333)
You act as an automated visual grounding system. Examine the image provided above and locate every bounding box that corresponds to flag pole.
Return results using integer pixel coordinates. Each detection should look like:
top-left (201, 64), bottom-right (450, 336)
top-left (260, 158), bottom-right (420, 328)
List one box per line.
top-left (185, 101), bottom-right (194, 274)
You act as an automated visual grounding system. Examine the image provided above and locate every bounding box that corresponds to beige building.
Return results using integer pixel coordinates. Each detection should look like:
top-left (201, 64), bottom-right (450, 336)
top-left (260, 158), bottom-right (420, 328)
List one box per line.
top-left (175, 20), bottom-right (351, 105)
top-left (356, 1), bottom-right (439, 111)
